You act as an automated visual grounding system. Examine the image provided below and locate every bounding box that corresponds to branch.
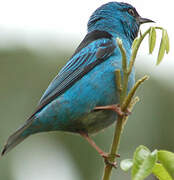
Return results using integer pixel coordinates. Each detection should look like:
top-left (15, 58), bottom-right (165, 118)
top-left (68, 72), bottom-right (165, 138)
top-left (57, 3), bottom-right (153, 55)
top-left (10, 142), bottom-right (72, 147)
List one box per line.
top-left (102, 39), bottom-right (148, 180)
top-left (102, 26), bottom-right (169, 180)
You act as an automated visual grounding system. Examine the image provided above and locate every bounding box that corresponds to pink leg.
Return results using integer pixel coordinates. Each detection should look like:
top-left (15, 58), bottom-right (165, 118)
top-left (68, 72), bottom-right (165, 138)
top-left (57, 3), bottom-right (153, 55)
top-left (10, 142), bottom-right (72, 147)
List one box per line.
top-left (94, 104), bottom-right (130, 116)
top-left (79, 132), bottom-right (120, 167)
top-left (80, 131), bottom-right (108, 158)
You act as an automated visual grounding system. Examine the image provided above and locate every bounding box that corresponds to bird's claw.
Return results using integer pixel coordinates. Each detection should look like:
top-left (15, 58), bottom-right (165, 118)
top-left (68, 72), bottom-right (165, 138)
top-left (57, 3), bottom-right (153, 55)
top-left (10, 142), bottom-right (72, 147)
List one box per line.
top-left (111, 104), bottom-right (131, 117)
top-left (100, 152), bottom-right (120, 168)
top-left (100, 152), bottom-right (120, 158)
top-left (103, 155), bottom-right (117, 168)
top-left (123, 108), bottom-right (131, 116)
top-left (104, 158), bottom-right (117, 168)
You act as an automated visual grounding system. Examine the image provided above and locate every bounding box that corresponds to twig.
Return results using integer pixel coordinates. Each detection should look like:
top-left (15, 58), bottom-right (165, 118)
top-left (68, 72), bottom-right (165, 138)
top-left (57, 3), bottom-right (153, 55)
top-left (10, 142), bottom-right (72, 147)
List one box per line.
top-left (102, 37), bottom-right (149, 180)
top-left (101, 26), bottom-right (169, 180)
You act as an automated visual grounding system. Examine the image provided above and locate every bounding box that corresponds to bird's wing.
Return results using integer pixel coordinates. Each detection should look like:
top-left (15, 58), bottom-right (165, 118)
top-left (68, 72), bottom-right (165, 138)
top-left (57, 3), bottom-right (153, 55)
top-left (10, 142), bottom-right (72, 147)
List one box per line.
top-left (33, 39), bottom-right (116, 116)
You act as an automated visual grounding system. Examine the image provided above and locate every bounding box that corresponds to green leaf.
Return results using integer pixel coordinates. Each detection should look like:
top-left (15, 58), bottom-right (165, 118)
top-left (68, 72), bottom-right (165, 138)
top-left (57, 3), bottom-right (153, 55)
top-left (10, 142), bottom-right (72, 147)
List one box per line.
top-left (149, 27), bottom-right (156, 54)
top-left (132, 38), bottom-right (139, 50)
top-left (120, 159), bottom-right (133, 171)
top-left (164, 30), bottom-right (170, 53)
top-left (156, 29), bottom-right (166, 65)
top-left (158, 150), bottom-right (174, 178)
top-left (131, 145), bottom-right (157, 180)
top-left (152, 163), bottom-right (172, 180)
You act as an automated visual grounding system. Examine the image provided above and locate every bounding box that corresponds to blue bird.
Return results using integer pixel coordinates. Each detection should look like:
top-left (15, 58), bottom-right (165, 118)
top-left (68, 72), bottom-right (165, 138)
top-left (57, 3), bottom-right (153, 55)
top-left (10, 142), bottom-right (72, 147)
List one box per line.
top-left (1, 2), bottom-right (153, 158)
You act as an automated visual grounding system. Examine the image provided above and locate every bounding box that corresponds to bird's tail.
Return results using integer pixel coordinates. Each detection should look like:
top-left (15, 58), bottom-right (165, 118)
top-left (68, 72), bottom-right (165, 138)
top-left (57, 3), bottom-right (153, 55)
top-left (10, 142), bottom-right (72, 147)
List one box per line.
top-left (1, 117), bottom-right (34, 156)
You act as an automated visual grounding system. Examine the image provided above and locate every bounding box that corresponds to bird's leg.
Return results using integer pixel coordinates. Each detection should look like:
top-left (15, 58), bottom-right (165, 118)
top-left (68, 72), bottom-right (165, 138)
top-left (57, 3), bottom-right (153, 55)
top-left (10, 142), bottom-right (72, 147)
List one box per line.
top-left (79, 131), bottom-right (120, 167)
top-left (80, 131), bottom-right (107, 158)
top-left (94, 104), bottom-right (131, 116)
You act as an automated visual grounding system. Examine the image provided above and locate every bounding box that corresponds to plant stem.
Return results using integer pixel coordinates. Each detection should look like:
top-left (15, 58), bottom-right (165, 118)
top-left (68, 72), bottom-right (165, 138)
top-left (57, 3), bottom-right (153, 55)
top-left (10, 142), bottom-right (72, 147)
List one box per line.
top-left (102, 114), bottom-right (124, 180)
top-left (103, 39), bottom-right (129, 180)
top-left (128, 28), bottom-right (151, 75)
top-left (122, 75), bottom-right (149, 110)
top-left (102, 31), bottom-right (150, 180)
top-left (101, 26), bottom-right (169, 180)
top-left (102, 76), bottom-right (147, 180)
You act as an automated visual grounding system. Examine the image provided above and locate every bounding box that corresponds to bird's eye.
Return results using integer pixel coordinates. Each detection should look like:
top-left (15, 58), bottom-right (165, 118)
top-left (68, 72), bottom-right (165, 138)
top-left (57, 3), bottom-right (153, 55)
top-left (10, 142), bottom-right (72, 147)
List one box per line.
top-left (128, 8), bottom-right (135, 16)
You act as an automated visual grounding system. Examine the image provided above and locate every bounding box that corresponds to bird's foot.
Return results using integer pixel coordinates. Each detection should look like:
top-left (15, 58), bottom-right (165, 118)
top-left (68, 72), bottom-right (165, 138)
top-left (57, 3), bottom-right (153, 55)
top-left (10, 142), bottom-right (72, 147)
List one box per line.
top-left (100, 152), bottom-right (120, 168)
top-left (94, 104), bottom-right (131, 117)
top-left (100, 151), bottom-right (120, 159)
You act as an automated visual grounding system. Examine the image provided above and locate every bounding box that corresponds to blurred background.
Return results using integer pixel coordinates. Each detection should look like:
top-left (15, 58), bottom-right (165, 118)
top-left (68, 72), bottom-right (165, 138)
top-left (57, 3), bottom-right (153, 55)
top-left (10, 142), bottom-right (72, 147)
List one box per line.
top-left (0, 0), bottom-right (173, 180)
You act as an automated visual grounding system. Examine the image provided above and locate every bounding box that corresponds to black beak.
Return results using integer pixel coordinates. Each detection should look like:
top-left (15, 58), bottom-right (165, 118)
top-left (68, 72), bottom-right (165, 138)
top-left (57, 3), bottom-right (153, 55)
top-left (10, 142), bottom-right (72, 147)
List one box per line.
top-left (137, 17), bottom-right (155, 24)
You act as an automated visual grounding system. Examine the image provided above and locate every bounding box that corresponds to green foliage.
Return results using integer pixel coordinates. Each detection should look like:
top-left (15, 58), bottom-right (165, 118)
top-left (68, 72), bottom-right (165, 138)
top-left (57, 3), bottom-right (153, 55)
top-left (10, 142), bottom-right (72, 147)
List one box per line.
top-left (157, 28), bottom-right (170, 65)
top-left (120, 159), bottom-right (133, 171)
top-left (158, 150), bottom-right (174, 178)
top-left (131, 26), bottom-right (170, 65)
top-left (131, 146), bottom-right (157, 180)
top-left (152, 163), bottom-right (172, 180)
top-left (120, 146), bottom-right (174, 180)
top-left (148, 27), bottom-right (156, 54)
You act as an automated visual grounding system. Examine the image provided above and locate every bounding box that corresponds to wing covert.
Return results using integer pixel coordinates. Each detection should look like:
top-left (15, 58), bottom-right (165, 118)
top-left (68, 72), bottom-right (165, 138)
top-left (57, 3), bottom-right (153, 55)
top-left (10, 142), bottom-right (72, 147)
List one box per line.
top-left (36, 38), bottom-right (116, 115)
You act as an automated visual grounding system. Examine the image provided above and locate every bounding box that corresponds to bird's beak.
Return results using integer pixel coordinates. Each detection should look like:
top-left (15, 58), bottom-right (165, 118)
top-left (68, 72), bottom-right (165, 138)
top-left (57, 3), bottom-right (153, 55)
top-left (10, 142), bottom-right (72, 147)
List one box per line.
top-left (137, 17), bottom-right (155, 24)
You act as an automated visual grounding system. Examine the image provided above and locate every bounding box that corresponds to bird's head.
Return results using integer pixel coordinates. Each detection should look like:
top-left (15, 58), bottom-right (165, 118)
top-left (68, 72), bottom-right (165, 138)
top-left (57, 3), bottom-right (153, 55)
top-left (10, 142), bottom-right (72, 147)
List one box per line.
top-left (88, 2), bottom-right (154, 45)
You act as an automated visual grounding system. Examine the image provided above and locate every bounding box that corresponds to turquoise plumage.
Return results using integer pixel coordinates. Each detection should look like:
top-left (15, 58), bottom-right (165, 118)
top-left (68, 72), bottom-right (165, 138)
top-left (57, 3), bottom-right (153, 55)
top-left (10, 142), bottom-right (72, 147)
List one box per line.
top-left (1, 2), bottom-right (153, 157)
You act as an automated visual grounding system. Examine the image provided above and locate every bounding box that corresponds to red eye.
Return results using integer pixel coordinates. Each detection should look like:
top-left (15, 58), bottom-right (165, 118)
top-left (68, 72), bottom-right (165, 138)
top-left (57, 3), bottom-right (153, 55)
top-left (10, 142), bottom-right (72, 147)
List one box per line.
top-left (128, 8), bottom-right (135, 16)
